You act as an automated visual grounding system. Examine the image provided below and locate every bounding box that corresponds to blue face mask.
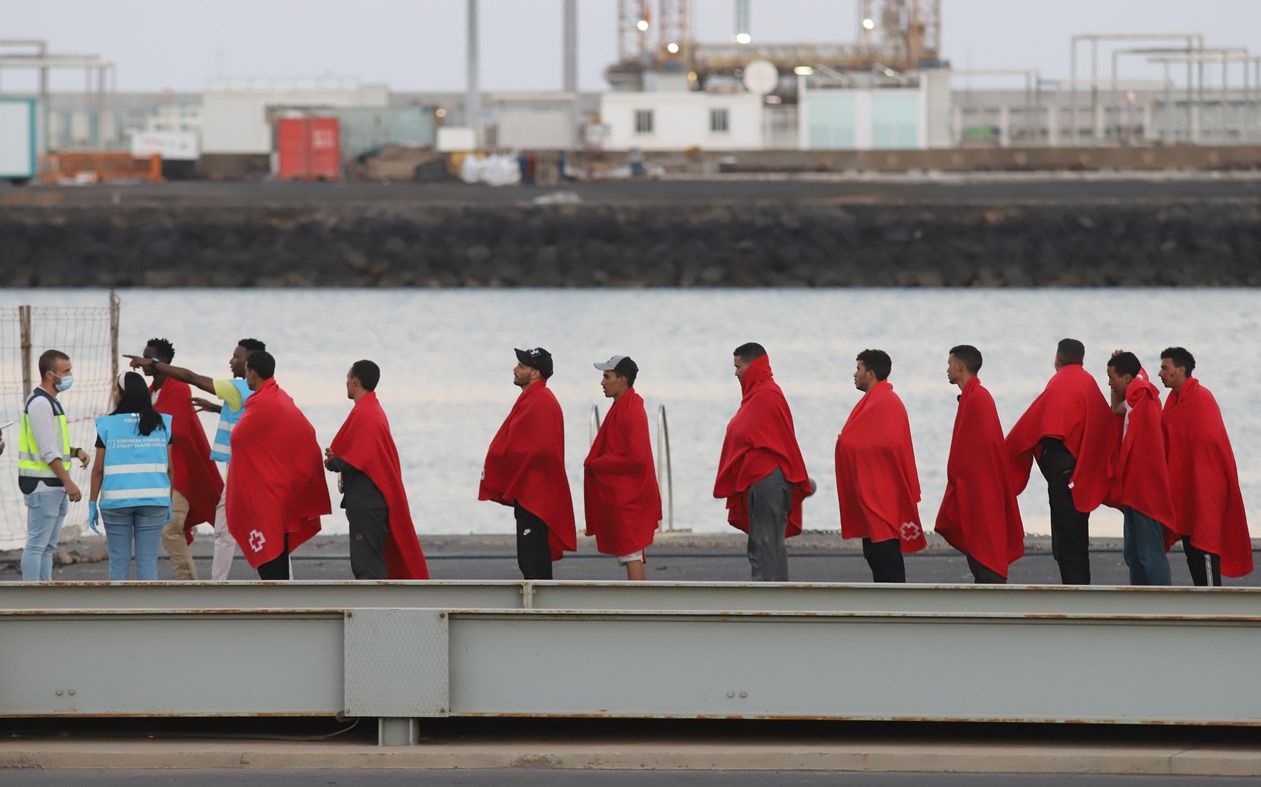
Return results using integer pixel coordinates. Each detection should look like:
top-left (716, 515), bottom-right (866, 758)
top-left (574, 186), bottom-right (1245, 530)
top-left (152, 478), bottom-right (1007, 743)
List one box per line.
top-left (55, 374), bottom-right (74, 393)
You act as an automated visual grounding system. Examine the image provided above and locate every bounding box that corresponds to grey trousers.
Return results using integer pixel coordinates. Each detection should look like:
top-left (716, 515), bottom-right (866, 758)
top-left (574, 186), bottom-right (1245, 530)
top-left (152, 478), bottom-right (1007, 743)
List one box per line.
top-left (348, 507), bottom-right (390, 580)
top-left (746, 467), bottom-right (792, 582)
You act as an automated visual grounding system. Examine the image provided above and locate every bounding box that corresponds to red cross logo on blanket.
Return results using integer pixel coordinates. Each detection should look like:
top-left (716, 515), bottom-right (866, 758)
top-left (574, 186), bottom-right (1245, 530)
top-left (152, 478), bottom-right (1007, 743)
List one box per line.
top-left (248, 529), bottom-right (267, 553)
top-left (900, 522), bottom-right (922, 541)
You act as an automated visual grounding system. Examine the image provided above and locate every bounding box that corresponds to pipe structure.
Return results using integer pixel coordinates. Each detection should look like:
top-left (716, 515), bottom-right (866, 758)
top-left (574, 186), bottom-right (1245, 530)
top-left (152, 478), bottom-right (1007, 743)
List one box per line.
top-left (1148, 50), bottom-right (1256, 144)
top-left (735, 0), bottom-right (751, 43)
top-left (563, 0), bottom-right (578, 148)
top-left (1108, 47), bottom-right (1229, 144)
top-left (466, 0), bottom-right (480, 147)
top-left (1070, 34), bottom-right (1202, 145)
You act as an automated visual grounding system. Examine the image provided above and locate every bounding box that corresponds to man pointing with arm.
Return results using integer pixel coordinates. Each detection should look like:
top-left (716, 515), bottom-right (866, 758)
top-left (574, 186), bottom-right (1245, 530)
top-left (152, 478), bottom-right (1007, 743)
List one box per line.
top-left (127, 338), bottom-right (265, 580)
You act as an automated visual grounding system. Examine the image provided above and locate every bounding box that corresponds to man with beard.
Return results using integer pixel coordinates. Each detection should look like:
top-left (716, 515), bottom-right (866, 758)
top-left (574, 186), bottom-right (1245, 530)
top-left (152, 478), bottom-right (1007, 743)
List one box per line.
top-left (479, 348), bottom-right (577, 580)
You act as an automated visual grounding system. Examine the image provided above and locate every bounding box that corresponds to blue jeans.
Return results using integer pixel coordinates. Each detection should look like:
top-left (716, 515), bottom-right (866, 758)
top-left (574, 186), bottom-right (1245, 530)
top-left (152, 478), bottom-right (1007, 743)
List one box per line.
top-left (1123, 507), bottom-right (1173, 586)
top-left (102, 505), bottom-right (169, 581)
top-left (22, 486), bottom-right (68, 581)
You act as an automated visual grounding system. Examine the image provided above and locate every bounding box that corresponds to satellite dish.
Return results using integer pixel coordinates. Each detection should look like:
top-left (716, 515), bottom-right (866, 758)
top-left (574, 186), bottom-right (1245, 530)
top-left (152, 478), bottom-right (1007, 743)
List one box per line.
top-left (743, 60), bottom-right (779, 95)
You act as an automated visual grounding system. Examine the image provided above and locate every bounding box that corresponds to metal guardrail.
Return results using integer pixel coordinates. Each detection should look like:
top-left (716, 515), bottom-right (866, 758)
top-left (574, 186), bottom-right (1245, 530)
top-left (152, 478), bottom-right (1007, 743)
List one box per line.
top-left (5, 580), bottom-right (1261, 615)
top-left (4, 588), bottom-right (1261, 745)
top-left (587, 403), bottom-right (601, 447)
top-left (656, 404), bottom-right (674, 532)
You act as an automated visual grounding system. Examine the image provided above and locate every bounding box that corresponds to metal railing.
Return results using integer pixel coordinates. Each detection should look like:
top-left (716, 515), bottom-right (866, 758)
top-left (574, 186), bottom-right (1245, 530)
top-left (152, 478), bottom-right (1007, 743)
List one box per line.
top-left (587, 403), bottom-right (601, 447)
top-left (656, 404), bottom-right (674, 532)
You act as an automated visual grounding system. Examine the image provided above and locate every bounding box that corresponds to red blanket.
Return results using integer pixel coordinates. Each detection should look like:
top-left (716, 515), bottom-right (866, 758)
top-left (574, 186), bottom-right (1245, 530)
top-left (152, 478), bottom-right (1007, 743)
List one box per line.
top-left (152, 377), bottom-right (224, 543)
top-left (713, 355), bottom-right (811, 536)
top-left (1104, 371), bottom-right (1181, 549)
top-left (935, 377), bottom-right (1024, 577)
top-left (1007, 364), bottom-right (1112, 514)
top-left (479, 380), bottom-right (577, 560)
top-left (584, 388), bottom-right (661, 557)
top-left (1162, 377), bottom-right (1252, 577)
top-left (330, 392), bottom-right (429, 579)
top-left (836, 380), bottom-right (926, 553)
top-left (226, 379), bottom-right (330, 568)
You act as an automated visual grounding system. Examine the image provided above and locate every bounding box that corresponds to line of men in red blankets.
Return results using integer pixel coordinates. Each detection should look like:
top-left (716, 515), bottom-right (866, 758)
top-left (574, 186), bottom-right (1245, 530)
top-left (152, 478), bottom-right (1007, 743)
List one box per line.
top-left (166, 339), bottom-right (1249, 586)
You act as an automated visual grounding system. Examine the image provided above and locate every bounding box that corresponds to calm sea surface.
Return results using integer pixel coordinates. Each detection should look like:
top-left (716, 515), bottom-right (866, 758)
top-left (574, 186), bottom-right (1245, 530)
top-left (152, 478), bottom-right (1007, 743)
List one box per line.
top-left (2, 288), bottom-right (1258, 544)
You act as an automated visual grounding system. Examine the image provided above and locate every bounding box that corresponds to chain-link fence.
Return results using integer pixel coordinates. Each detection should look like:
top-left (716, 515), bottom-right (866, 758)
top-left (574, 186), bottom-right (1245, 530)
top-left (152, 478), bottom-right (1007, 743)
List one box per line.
top-left (0, 291), bottom-right (119, 550)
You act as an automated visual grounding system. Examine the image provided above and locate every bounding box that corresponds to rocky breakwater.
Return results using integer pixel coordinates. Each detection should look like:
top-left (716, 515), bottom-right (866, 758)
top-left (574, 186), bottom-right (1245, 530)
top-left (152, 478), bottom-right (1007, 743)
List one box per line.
top-left (3, 198), bottom-right (1260, 287)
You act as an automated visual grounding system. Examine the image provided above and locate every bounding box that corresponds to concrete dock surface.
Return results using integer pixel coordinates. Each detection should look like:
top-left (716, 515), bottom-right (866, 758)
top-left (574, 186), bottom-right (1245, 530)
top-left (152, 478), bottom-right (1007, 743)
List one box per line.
top-left (1, 719), bottom-right (1261, 779)
top-left (3, 532), bottom-right (1258, 585)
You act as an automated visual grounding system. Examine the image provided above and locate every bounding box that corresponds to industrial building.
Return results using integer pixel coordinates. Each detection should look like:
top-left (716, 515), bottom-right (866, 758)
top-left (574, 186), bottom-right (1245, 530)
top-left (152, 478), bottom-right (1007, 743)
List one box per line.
top-left (4, 2), bottom-right (1261, 180)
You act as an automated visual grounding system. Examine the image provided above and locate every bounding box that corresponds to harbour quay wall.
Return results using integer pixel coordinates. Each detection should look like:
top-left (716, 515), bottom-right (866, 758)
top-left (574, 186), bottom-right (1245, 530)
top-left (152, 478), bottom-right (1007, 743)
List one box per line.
top-left (3, 199), bottom-right (1260, 288)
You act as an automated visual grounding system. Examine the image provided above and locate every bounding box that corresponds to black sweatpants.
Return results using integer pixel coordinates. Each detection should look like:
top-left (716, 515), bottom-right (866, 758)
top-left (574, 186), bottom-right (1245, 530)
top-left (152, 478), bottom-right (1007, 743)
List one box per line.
top-left (514, 504), bottom-right (553, 580)
top-left (348, 507), bottom-right (390, 580)
top-left (967, 555), bottom-right (1007, 584)
top-left (257, 534), bottom-right (291, 580)
top-left (863, 537), bottom-right (905, 583)
top-left (1182, 537), bottom-right (1223, 587)
top-left (1038, 438), bottom-right (1091, 585)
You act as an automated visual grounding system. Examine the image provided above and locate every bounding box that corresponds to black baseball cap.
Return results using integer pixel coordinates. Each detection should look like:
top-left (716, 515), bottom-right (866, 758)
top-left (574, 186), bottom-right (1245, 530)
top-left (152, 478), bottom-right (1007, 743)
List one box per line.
top-left (514, 347), bottom-right (553, 379)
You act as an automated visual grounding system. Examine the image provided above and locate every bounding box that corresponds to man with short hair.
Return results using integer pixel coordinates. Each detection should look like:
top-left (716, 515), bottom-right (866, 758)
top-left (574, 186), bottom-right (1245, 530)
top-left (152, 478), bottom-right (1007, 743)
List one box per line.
top-left (134, 338), bottom-right (224, 580)
top-left (226, 351), bottom-right (330, 580)
top-left (1158, 347), bottom-right (1251, 585)
top-left (326, 359), bottom-right (429, 580)
top-left (1104, 351), bottom-right (1180, 586)
top-left (128, 338), bottom-right (265, 579)
top-left (714, 342), bottom-right (813, 582)
top-left (1007, 338), bottom-right (1112, 585)
top-left (936, 345), bottom-right (1024, 584)
top-left (584, 355), bottom-right (661, 581)
top-left (836, 349), bottom-right (925, 583)
top-left (18, 349), bottom-right (89, 581)
top-left (479, 348), bottom-right (577, 579)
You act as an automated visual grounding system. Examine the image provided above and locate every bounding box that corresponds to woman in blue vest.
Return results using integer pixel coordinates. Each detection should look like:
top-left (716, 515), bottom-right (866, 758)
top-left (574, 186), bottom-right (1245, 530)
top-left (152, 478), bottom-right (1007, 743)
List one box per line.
top-left (89, 372), bottom-right (173, 580)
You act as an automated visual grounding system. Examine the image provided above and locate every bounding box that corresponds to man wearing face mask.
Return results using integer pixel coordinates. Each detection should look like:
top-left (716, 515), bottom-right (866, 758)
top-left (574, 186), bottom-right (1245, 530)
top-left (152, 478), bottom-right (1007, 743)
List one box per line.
top-left (18, 349), bottom-right (90, 581)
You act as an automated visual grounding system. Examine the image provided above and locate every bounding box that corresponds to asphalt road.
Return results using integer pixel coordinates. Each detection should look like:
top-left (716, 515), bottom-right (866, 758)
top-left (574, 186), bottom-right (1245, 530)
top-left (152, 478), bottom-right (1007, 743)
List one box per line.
top-left (6, 175), bottom-right (1261, 210)
top-left (1, 770), bottom-right (1253, 786)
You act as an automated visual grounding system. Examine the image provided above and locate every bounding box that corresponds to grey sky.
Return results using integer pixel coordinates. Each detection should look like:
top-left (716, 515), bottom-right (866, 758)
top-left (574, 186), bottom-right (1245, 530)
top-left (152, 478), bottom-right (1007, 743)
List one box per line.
top-left (3, 0), bottom-right (1260, 93)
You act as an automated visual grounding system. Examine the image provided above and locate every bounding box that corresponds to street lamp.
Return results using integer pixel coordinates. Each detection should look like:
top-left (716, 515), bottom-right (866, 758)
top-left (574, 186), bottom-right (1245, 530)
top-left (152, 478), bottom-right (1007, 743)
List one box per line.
top-left (862, 18), bottom-right (876, 31)
top-left (736, 32), bottom-right (752, 45)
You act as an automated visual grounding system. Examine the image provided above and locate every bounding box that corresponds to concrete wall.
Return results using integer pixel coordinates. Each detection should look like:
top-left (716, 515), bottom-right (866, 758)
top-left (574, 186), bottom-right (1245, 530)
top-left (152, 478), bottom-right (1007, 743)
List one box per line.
top-left (801, 73), bottom-right (952, 151)
top-left (600, 92), bottom-right (764, 151)
top-left (201, 81), bottom-right (390, 154)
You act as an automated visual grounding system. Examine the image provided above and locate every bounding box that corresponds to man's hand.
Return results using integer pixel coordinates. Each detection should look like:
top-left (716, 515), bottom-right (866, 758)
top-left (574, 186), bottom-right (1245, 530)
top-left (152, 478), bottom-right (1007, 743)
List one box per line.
top-left (324, 447), bottom-right (336, 460)
top-left (324, 447), bottom-right (338, 472)
top-left (125, 354), bottom-right (155, 370)
top-left (191, 397), bottom-right (221, 414)
top-left (65, 481), bottom-right (83, 503)
top-left (74, 447), bottom-right (89, 469)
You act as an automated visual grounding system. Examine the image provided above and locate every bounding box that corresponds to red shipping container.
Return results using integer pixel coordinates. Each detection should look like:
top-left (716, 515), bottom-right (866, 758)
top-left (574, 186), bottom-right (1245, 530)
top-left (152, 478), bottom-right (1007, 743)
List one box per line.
top-left (276, 116), bottom-right (341, 181)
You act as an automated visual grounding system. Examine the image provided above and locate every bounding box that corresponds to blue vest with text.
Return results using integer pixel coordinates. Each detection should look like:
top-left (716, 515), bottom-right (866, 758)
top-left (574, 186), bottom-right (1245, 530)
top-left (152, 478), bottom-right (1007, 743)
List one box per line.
top-left (210, 379), bottom-right (253, 463)
top-left (95, 413), bottom-right (173, 510)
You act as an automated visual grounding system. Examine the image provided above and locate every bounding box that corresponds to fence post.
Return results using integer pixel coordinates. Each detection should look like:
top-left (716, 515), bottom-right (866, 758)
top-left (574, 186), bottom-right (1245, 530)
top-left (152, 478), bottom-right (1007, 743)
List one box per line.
top-left (109, 289), bottom-right (120, 386)
top-left (18, 305), bottom-right (32, 396)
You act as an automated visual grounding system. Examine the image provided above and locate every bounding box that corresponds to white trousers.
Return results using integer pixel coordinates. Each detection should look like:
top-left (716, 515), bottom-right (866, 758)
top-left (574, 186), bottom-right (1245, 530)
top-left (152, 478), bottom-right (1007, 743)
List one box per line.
top-left (211, 465), bottom-right (237, 581)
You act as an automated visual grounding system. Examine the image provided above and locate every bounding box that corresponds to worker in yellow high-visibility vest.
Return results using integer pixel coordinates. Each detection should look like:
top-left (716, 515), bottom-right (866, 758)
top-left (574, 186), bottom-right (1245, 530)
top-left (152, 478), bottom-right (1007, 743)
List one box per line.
top-left (18, 349), bottom-right (90, 581)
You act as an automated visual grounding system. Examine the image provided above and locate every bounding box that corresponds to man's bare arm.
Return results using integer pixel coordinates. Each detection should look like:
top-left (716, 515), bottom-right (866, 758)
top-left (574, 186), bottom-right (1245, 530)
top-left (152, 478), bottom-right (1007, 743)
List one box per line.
top-left (125, 355), bottom-right (215, 395)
